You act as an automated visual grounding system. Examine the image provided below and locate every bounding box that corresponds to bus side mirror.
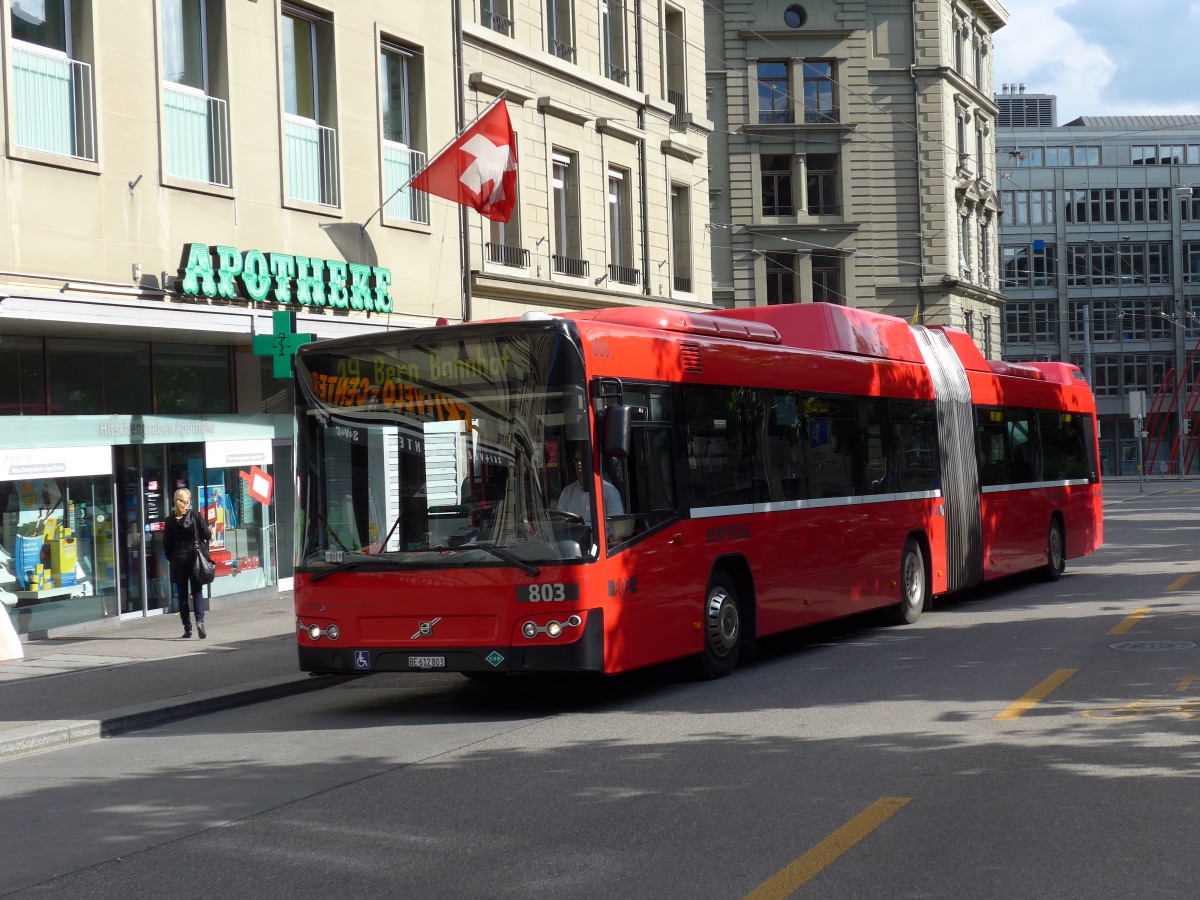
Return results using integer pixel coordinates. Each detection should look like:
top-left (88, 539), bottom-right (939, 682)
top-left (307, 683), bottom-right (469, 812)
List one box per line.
top-left (603, 406), bottom-right (632, 458)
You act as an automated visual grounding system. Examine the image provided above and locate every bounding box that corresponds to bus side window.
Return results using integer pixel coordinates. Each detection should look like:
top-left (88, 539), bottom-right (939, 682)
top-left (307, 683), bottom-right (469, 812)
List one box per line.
top-left (608, 385), bottom-right (678, 548)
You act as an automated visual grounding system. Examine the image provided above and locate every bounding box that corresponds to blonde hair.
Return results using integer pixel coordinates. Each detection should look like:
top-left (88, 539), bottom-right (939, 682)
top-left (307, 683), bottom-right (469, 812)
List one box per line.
top-left (173, 489), bottom-right (191, 504)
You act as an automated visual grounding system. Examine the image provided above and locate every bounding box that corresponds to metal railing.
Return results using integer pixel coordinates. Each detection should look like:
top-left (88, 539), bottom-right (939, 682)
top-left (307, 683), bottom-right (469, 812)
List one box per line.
top-left (609, 263), bottom-right (641, 285)
top-left (285, 114), bottom-right (340, 207)
top-left (485, 11), bottom-right (513, 35)
top-left (759, 109), bottom-right (794, 125)
top-left (163, 82), bottom-right (231, 186)
top-left (608, 64), bottom-right (629, 85)
top-left (804, 107), bottom-right (839, 124)
top-left (674, 274), bottom-right (692, 293)
top-left (486, 243), bottom-right (529, 268)
top-left (668, 88), bottom-right (687, 131)
top-left (383, 142), bottom-right (429, 224)
top-left (549, 38), bottom-right (576, 62)
top-left (553, 254), bottom-right (589, 278)
top-left (11, 41), bottom-right (95, 161)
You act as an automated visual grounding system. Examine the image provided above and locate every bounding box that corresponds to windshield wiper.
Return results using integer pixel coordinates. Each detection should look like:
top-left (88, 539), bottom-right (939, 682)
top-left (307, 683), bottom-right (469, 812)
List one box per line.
top-left (308, 556), bottom-right (406, 583)
top-left (459, 541), bottom-right (540, 577)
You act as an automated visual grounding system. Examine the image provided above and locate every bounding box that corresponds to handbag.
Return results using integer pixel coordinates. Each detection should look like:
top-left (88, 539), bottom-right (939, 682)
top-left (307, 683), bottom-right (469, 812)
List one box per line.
top-left (191, 513), bottom-right (216, 586)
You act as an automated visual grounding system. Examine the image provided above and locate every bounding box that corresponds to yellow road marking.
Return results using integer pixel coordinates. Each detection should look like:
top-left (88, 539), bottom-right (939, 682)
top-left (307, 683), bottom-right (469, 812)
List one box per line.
top-left (995, 668), bottom-right (1077, 720)
top-left (1178, 676), bottom-right (1200, 692)
top-left (1108, 608), bottom-right (1152, 635)
top-left (744, 797), bottom-right (911, 900)
top-left (1167, 574), bottom-right (1194, 592)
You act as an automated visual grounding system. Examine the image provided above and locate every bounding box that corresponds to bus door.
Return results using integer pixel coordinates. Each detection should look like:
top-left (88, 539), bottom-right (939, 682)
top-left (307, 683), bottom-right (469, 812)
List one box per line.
top-left (598, 384), bottom-right (695, 670)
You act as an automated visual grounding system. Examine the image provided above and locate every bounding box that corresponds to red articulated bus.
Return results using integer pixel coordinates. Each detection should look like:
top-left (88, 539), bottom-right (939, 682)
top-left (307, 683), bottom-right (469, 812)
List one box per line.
top-left (293, 302), bottom-right (1102, 678)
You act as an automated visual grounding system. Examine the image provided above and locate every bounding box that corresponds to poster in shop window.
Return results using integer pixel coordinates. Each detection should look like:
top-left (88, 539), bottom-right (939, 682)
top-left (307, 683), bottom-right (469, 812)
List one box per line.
top-left (198, 484), bottom-right (227, 551)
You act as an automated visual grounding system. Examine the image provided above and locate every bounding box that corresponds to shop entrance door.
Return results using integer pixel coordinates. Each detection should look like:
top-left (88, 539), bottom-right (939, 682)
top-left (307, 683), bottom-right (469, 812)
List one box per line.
top-left (115, 443), bottom-right (207, 615)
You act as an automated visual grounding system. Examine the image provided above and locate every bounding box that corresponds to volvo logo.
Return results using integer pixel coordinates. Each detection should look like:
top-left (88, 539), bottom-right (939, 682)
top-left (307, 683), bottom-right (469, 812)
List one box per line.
top-left (412, 617), bottom-right (442, 640)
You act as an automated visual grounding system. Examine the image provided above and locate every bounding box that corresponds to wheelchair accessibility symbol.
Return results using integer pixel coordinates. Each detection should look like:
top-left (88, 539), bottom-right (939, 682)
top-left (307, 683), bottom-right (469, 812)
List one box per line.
top-left (354, 650), bottom-right (371, 670)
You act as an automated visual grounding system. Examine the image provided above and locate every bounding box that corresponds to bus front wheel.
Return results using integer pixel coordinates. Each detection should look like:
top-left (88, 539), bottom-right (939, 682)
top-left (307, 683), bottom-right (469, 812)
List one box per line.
top-left (698, 579), bottom-right (742, 678)
top-left (891, 538), bottom-right (927, 625)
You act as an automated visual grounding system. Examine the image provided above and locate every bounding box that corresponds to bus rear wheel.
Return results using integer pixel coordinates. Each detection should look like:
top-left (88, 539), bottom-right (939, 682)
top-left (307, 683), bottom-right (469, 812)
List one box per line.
top-left (698, 579), bottom-right (742, 678)
top-left (891, 538), bottom-right (927, 625)
top-left (1042, 519), bottom-right (1066, 581)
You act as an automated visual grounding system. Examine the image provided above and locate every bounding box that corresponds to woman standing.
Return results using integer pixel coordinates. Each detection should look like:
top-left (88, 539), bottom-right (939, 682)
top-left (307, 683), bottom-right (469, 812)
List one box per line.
top-left (162, 488), bottom-right (212, 639)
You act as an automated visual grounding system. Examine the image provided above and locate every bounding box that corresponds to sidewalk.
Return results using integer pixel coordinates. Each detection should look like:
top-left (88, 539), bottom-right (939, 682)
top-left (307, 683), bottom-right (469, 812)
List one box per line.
top-left (0, 592), bottom-right (345, 761)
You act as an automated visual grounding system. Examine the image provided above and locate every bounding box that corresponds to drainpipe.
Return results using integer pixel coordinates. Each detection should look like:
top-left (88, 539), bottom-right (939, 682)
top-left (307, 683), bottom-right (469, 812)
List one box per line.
top-left (910, 0), bottom-right (927, 324)
top-left (453, 0), bottom-right (472, 321)
top-left (636, 0), bottom-right (651, 296)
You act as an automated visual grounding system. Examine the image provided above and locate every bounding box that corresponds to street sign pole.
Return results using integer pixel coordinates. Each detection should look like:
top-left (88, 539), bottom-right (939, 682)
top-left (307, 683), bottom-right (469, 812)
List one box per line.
top-left (1137, 415), bottom-right (1145, 493)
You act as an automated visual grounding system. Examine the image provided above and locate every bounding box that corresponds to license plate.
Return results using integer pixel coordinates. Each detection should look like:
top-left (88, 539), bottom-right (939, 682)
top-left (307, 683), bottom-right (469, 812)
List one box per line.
top-left (408, 656), bottom-right (446, 669)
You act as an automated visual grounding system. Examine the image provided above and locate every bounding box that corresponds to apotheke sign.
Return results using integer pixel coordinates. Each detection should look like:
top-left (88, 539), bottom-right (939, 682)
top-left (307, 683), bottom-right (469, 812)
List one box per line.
top-left (178, 243), bottom-right (394, 313)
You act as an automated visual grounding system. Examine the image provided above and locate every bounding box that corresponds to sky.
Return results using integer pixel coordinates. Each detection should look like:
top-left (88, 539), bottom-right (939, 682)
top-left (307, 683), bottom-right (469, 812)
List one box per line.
top-left (992, 0), bottom-right (1200, 124)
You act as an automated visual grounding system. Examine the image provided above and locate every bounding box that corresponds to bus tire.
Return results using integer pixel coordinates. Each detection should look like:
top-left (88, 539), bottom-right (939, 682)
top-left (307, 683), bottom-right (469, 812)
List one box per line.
top-left (1042, 519), bottom-right (1066, 582)
top-left (892, 538), bottom-right (927, 625)
top-left (698, 577), bottom-right (742, 678)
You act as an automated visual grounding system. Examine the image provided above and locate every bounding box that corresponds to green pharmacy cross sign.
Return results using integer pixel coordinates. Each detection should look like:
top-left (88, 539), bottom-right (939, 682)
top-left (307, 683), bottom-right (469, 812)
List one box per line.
top-left (253, 311), bottom-right (314, 378)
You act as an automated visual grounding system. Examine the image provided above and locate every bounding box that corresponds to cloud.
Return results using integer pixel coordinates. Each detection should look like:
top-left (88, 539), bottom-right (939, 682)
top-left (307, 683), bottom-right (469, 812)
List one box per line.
top-left (994, 0), bottom-right (1200, 122)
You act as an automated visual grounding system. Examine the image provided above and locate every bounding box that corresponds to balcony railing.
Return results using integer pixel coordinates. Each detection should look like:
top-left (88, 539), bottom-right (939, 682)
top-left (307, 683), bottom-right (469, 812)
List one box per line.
top-left (608, 63), bottom-right (629, 85)
top-left (609, 263), bottom-right (641, 286)
top-left (759, 109), bottom-right (794, 125)
top-left (487, 243), bottom-right (529, 268)
top-left (668, 88), bottom-right (687, 131)
top-left (549, 38), bottom-right (576, 62)
top-left (485, 11), bottom-right (514, 35)
top-left (383, 142), bottom-right (429, 224)
top-left (804, 107), bottom-right (839, 124)
top-left (674, 274), bottom-right (693, 293)
top-left (11, 41), bottom-right (95, 161)
top-left (163, 82), bottom-right (231, 186)
top-left (285, 114), bottom-right (340, 207)
top-left (553, 254), bottom-right (589, 278)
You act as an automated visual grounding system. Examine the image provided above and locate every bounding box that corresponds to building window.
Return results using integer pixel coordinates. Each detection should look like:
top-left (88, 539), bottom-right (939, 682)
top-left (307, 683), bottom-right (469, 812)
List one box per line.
top-left (0, 337), bottom-right (48, 415)
top-left (979, 218), bottom-right (992, 286)
top-left (1002, 242), bottom-right (1056, 288)
top-left (806, 154), bottom-right (837, 215)
top-left (664, 5), bottom-right (686, 129)
top-left (671, 184), bottom-right (693, 293)
top-left (1005, 302), bottom-right (1030, 345)
top-left (282, 4), bottom-right (339, 206)
top-left (161, 0), bottom-right (230, 186)
top-left (481, 0), bottom-right (513, 36)
top-left (802, 60), bottom-right (835, 122)
top-left (982, 315), bottom-right (992, 358)
top-left (964, 309), bottom-right (975, 338)
top-left (608, 167), bottom-right (637, 284)
top-left (380, 41), bottom-right (428, 224)
top-left (974, 39), bottom-right (985, 90)
top-left (783, 4), bottom-right (807, 28)
top-left (1033, 300), bottom-right (1058, 343)
top-left (9, 0), bottom-right (96, 160)
top-left (954, 23), bottom-right (965, 72)
top-left (552, 149), bottom-right (585, 276)
top-left (547, 0), bottom-right (575, 61)
top-left (757, 61), bottom-right (791, 124)
top-left (765, 253), bottom-right (796, 305)
top-left (956, 113), bottom-right (968, 169)
top-left (761, 154), bottom-right (794, 216)
top-left (602, 0), bottom-right (628, 83)
top-left (959, 213), bottom-right (972, 278)
top-left (811, 252), bottom-right (841, 304)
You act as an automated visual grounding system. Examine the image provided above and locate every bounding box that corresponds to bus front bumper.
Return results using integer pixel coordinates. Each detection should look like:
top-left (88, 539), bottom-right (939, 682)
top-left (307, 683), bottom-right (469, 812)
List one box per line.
top-left (297, 608), bottom-right (604, 675)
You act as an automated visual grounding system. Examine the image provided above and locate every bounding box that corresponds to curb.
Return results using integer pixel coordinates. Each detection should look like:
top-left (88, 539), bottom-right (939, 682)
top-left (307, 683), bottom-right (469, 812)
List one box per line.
top-left (0, 672), bottom-right (350, 762)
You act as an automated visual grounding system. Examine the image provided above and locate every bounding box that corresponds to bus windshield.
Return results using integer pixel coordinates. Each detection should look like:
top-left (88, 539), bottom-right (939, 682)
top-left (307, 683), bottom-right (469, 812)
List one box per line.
top-left (294, 324), bottom-right (597, 572)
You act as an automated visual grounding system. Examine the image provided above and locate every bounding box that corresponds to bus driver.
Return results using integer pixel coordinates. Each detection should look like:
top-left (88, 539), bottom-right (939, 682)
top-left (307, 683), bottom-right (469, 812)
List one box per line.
top-left (558, 449), bottom-right (624, 526)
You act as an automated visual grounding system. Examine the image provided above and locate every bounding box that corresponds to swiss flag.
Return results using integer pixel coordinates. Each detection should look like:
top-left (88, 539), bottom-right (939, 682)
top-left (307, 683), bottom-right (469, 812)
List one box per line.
top-left (410, 99), bottom-right (519, 222)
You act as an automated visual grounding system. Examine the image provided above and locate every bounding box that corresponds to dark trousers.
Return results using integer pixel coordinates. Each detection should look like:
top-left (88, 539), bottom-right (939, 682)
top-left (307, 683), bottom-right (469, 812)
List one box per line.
top-left (172, 563), bottom-right (205, 631)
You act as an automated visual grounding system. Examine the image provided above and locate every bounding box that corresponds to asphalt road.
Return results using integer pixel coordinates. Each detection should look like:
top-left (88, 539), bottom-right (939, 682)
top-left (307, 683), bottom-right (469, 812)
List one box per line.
top-left (4, 484), bottom-right (1200, 899)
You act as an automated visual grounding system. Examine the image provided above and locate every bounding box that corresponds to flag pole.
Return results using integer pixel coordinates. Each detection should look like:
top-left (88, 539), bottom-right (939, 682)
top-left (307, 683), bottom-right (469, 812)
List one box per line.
top-left (360, 92), bottom-right (509, 234)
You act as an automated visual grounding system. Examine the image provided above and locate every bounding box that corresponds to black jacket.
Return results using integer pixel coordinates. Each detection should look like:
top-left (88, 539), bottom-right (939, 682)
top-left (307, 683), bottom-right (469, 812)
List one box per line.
top-left (163, 510), bottom-right (212, 578)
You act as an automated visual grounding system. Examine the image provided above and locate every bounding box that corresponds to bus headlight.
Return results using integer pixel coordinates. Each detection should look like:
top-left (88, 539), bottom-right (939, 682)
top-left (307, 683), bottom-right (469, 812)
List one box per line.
top-left (546, 620), bottom-right (563, 638)
top-left (325, 624), bottom-right (340, 641)
top-left (308, 624), bottom-right (322, 640)
top-left (522, 621), bottom-right (538, 639)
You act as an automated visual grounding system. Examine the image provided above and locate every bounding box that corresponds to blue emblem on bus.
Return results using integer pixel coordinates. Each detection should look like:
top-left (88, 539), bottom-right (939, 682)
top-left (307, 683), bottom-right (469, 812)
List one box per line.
top-left (354, 650), bottom-right (371, 670)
